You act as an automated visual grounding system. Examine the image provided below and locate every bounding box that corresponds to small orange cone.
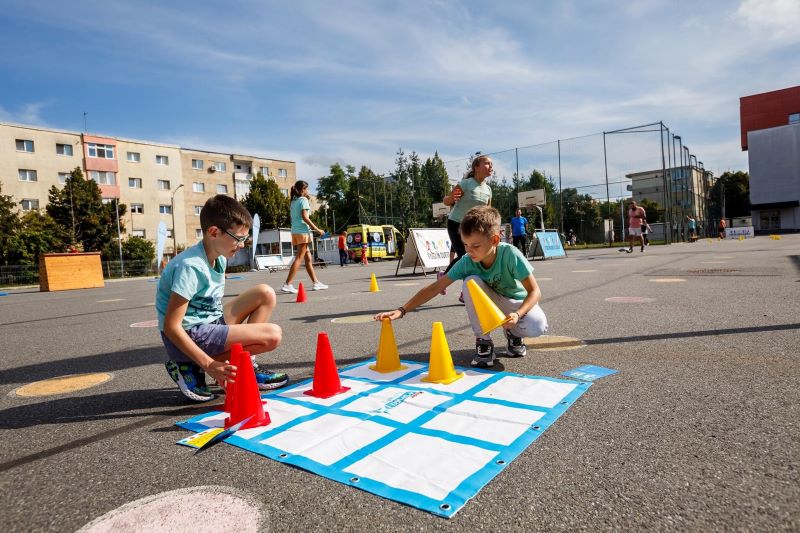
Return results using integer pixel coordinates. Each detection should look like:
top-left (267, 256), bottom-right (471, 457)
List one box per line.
top-left (296, 282), bottom-right (307, 303)
top-left (422, 322), bottom-right (463, 384)
top-left (369, 273), bottom-right (380, 292)
top-left (369, 318), bottom-right (407, 373)
top-left (466, 278), bottom-right (511, 335)
top-left (225, 349), bottom-right (271, 430)
top-left (305, 332), bottom-right (351, 398)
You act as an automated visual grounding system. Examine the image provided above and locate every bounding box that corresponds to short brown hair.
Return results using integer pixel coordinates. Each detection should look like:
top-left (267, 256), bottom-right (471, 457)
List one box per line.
top-left (460, 206), bottom-right (501, 238)
top-left (199, 195), bottom-right (253, 233)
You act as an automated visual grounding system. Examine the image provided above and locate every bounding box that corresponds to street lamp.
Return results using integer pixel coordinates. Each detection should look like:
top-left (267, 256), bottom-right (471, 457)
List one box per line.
top-left (170, 184), bottom-right (184, 256)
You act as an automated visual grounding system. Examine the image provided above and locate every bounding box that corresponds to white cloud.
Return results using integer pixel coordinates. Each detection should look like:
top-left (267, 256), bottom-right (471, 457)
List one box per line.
top-left (736, 0), bottom-right (800, 43)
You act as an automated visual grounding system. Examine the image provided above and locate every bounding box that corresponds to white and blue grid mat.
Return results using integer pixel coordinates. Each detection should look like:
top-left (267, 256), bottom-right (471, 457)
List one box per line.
top-left (177, 359), bottom-right (591, 518)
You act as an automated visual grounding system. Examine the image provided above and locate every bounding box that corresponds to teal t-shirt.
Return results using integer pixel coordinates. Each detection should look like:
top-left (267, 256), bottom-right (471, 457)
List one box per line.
top-left (290, 196), bottom-right (311, 234)
top-left (156, 242), bottom-right (226, 331)
top-left (448, 176), bottom-right (492, 223)
top-left (447, 242), bottom-right (533, 300)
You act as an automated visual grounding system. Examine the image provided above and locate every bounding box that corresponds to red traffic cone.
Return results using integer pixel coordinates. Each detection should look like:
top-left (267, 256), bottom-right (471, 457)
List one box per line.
top-left (225, 350), bottom-right (271, 430)
top-left (296, 282), bottom-right (307, 303)
top-left (304, 332), bottom-right (350, 399)
top-left (223, 343), bottom-right (243, 414)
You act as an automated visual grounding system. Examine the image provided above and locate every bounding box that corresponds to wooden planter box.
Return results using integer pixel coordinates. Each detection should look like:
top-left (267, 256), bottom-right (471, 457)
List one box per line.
top-left (39, 252), bottom-right (105, 292)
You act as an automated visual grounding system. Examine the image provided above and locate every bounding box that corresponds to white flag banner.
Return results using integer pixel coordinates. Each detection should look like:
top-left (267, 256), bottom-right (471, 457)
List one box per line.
top-left (251, 214), bottom-right (260, 266)
top-left (156, 221), bottom-right (168, 271)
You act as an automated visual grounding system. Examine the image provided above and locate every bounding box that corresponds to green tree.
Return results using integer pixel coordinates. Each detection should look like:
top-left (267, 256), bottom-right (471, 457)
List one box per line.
top-left (709, 170), bottom-right (750, 218)
top-left (317, 163), bottom-right (357, 232)
top-left (391, 149), bottom-right (415, 231)
top-left (242, 173), bottom-right (290, 229)
top-left (121, 236), bottom-right (156, 262)
top-left (420, 152), bottom-right (451, 226)
top-left (13, 211), bottom-right (67, 264)
top-left (45, 167), bottom-right (126, 254)
top-left (0, 182), bottom-right (21, 266)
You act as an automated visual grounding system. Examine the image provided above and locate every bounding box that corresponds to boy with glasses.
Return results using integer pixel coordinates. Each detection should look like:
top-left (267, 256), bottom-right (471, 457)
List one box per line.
top-left (156, 194), bottom-right (288, 402)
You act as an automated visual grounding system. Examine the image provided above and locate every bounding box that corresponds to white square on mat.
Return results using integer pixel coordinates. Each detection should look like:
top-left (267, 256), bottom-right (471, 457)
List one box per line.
top-left (422, 399), bottom-right (545, 445)
top-left (340, 362), bottom-right (423, 381)
top-left (236, 400), bottom-right (316, 440)
top-left (475, 376), bottom-right (576, 408)
top-left (400, 369), bottom-right (493, 394)
top-left (275, 378), bottom-right (377, 407)
top-left (260, 413), bottom-right (393, 466)
top-left (346, 433), bottom-right (497, 501)
top-left (341, 387), bottom-right (450, 424)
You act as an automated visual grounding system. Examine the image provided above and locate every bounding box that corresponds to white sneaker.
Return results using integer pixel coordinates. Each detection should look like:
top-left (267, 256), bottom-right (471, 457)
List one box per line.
top-left (312, 281), bottom-right (329, 291)
top-left (281, 283), bottom-right (298, 294)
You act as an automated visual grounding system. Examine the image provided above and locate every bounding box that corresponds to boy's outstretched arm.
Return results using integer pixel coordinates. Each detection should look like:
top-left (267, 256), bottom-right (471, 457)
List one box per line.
top-left (163, 292), bottom-right (237, 384)
top-left (374, 274), bottom-right (454, 321)
top-left (504, 274), bottom-right (542, 328)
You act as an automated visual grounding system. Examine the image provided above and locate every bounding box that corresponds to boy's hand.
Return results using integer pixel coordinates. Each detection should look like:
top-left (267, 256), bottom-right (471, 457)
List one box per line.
top-left (204, 360), bottom-right (236, 386)
top-left (504, 312), bottom-right (520, 327)
top-left (374, 310), bottom-right (402, 321)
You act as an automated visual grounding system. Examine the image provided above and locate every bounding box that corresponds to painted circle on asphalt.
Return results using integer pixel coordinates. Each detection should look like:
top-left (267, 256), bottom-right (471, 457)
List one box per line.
top-left (394, 282), bottom-right (420, 287)
top-left (525, 335), bottom-right (586, 351)
top-left (78, 486), bottom-right (263, 533)
top-left (130, 319), bottom-right (158, 328)
top-left (15, 373), bottom-right (112, 397)
top-left (571, 270), bottom-right (597, 273)
top-left (331, 315), bottom-right (376, 324)
top-left (649, 278), bottom-right (687, 283)
top-left (605, 296), bottom-right (655, 303)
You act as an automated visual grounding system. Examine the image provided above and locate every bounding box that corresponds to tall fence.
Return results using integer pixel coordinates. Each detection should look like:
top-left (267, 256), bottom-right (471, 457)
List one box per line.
top-left (444, 122), bottom-right (714, 245)
top-left (0, 260), bottom-right (157, 287)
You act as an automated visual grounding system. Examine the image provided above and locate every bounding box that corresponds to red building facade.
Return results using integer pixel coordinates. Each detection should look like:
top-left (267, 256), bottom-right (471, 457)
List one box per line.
top-left (740, 86), bottom-right (800, 150)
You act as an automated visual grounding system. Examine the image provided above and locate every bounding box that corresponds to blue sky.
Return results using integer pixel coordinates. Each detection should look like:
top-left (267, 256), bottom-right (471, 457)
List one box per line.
top-left (2, 0), bottom-right (798, 193)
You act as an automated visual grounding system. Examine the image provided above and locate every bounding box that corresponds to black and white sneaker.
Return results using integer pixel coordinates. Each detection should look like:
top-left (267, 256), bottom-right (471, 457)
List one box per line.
top-left (504, 330), bottom-right (527, 357)
top-left (471, 339), bottom-right (495, 368)
top-left (165, 360), bottom-right (214, 402)
top-left (252, 361), bottom-right (289, 390)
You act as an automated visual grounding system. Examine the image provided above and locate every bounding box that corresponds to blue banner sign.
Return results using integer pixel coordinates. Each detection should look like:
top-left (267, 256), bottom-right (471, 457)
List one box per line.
top-left (534, 230), bottom-right (566, 259)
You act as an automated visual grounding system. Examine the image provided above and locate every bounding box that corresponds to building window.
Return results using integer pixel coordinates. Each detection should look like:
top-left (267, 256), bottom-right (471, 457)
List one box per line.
top-left (278, 168), bottom-right (287, 177)
top-left (56, 143), bottom-right (73, 156)
top-left (280, 188), bottom-right (288, 197)
top-left (131, 229), bottom-right (146, 238)
top-left (131, 203), bottom-right (144, 214)
top-left (88, 143), bottom-right (115, 159)
top-left (156, 155), bottom-right (169, 165)
top-left (166, 229), bottom-right (174, 238)
top-left (159, 204), bottom-right (172, 215)
top-left (260, 166), bottom-right (270, 176)
top-left (127, 151), bottom-right (140, 162)
top-left (16, 139), bottom-right (34, 152)
top-left (760, 209), bottom-right (780, 230)
top-left (129, 177), bottom-right (143, 188)
top-left (21, 199), bottom-right (39, 211)
top-left (192, 159), bottom-right (204, 170)
top-left (235, 181), bottom-right (250, 197)
top-left (90, 170), bottom-right (116, 185)
top-left (216, 184), bottom-right (228, 194)
top-left (195, 206), bottom-right (202, 215)
top-left (18, 169), bottom-right (38, 182)
top-left (214, 161), bottom-right (227, 172)
top-left (58, 172), bottom-right (70, 184)
top-left (790, 113), bottom-right (800, 125)
top-left (193, 182), bottom-right (205, 193)
top-left (195, 228), bottom-right (203, 239)
top-left (157, 179), bottom-right (171, 190)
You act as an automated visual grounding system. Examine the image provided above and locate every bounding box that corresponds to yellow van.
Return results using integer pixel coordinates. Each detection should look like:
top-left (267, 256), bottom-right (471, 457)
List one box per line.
top-left (346, 224), bottom-right (403, 261)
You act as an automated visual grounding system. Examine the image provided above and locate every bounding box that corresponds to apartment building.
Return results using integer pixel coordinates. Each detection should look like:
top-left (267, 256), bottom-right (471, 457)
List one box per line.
top-left (1, 121), bottom-right (297, 253)
top-left (626, 166), bottom-right (715, 232)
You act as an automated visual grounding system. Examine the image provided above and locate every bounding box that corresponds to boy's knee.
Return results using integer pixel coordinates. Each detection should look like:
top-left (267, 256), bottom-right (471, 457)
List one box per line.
top-left (255, 284), bottom-right (276, 305)
top-left (262, 323), bottom-right (282, 350)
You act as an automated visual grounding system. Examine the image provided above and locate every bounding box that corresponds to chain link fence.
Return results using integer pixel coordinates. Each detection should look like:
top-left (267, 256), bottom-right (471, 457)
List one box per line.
top-left (0, 260), bottom-right (158, 287)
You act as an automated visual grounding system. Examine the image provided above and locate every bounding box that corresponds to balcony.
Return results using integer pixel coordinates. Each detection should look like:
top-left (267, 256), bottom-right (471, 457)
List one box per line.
top-left (234, 172), bottom-right (253, 181)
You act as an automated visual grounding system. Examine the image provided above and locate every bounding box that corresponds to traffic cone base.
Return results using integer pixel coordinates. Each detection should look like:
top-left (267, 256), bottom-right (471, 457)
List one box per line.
top-left (466, 278), bottom-right (511, 335)
top-left (422, 322), bottom-right (463, 385)
top-left (296, 282), bottom-right (307, 303)
top-left (305, 332), bottom-right (351, 398)
top-left (369, 318), bottom-right (407, 373)
top-left (369, 273), bottom-right (380, 292)
top-left (225, 349), bottom-right (271, 430)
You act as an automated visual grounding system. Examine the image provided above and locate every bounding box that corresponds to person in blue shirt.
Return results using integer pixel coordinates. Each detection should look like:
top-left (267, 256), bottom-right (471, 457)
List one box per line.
top-left (281, 180), bottom-right (328, 293)
top-left (156, 194), bottom-right (288, 402)
top-left (375, 206), bottom-right (548, 369)
top-left (510, 208), bottom-right (529, 255)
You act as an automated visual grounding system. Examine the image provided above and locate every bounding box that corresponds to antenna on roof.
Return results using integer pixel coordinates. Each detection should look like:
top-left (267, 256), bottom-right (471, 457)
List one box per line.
top-left (83, 112), bottom-right (88, 133)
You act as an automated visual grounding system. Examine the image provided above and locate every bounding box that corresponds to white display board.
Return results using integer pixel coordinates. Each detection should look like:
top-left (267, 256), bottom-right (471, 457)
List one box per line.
top-left (725, 226), bottom-right (754, 239)
top-left (399, 228), bottom-right (451, 270)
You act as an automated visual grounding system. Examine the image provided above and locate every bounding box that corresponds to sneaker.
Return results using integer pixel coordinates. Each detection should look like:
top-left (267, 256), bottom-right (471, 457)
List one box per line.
top-left (626, 248), bottom-right (633, 254)
top-left (640, 245), bottom-right (645, 252)
top-left (471, 339), bottom-right (495, 368)
top-left (252, 361), bottom-right (289, 390)
top-left (618, 247), bottom-right (628, 252)
top-left (165, 360), bottom-right (214, 402)
top-left (458, 291), bottom-right (465, 304)
top-left (312, 281), bottom-right (329, 291)
top-left (504, 329), bottom-right (527, 357)
top-left (437, 271), bottom-right (447, 295)
top-left (281, 283), bottom-right (298, 294)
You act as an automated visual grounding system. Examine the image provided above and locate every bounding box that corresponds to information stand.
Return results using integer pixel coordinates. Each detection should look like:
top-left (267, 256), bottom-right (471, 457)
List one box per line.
top-left (529, 230), bottom-right (567, 260)
top-left (395, 228), bottom-right (451, 276)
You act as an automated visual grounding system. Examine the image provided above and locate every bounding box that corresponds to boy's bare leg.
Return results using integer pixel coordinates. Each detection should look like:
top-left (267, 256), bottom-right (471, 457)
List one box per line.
top-left (223, 284), bottom-right (282, 355)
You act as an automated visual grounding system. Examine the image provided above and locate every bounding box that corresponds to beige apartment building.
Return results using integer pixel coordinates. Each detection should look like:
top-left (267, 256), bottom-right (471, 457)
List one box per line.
top-left (1, 121), bottom-right (297, 255)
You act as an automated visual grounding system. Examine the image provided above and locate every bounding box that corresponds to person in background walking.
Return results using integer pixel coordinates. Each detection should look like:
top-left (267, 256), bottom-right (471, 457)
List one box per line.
top-left (281, 181), bottom-right (328, 293)
top-left (337, 230), bottom-right (348, 267)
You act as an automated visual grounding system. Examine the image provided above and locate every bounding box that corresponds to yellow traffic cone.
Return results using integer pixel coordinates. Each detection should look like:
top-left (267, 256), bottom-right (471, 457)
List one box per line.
top-left (466, 278), bottom-right (511, 335)
top-left (422, 322), bottom-right (463, 384)
top-left (738, 236), bottom-right (745, 241)
top-left (370, 273), bottom-right (380, 292)
top-left (370, 318), bottom-right (407, 373)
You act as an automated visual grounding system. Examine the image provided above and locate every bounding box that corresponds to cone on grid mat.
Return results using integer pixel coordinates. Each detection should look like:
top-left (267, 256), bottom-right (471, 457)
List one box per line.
top-left (369, 318), bottom-right (407, 373)
top-left (296, 282), bottom-right (307, 303)
top-left (222, 343), bottom-right (243, 415)
top-left (304, 332), bottom-right (351, 398)
top-left (422, 322), bottom-right (463, 385)
top-left (225, 346), bottom-right (271, 430)
top-left (466, 278), bottom-right (511, 335)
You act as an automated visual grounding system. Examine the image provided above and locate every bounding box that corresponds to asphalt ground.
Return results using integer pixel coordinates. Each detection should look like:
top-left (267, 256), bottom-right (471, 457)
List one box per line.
top-left (0, 235), bottom-right (798, 532)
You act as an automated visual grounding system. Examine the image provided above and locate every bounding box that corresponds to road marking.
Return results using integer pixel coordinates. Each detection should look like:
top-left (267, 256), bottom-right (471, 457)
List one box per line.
top-left (130, 320), bottom-right (158, 328)
top-left (332, 315), bottom-right (375, 324)
top-left (571, 270), bottom-right (597, 273)
top-left (394, 282), bottom-right (420, 287)
top-left (649, 278), bottom-right (687, 283)
top-left (97, 298), bottom-right (125, 303)
top-left (536, 277), bottom-right (553, 281)
top-left (605, 296), bottom-right (655, 303)
top-left (701, 261), bottom-right (728, 264)
top-left (15, 373), bottom-right (112, 397)
top-left (525, 335), bottom-right (586, 351)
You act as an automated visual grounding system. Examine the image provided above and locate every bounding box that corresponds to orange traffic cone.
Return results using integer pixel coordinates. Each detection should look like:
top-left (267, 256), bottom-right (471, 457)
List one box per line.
top-left (305, 332), bottom-right (351, 398)
top-left (223, 343), bottom-right (243, 414)
top-left (296, 282), bottom-right (307, 303)
top-left (466, 278), bottom-right (511, 335)
top-left (225, 349), bottom-right (271, 430)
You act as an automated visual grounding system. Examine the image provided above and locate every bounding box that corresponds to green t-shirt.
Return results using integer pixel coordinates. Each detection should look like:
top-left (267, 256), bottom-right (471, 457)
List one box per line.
top-left (156, 242), bottom-right (226, 330)
top-left (446, 242), bottom-right (533, 300)
top-left (290, 196), bottom-right (311, 234)
top-left (448, 176), bottom-right (492, 223)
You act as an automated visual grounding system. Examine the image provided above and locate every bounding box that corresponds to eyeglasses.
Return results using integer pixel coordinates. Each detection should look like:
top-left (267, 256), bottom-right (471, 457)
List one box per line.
top-left (222, 228), bottom-right (248, 245)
